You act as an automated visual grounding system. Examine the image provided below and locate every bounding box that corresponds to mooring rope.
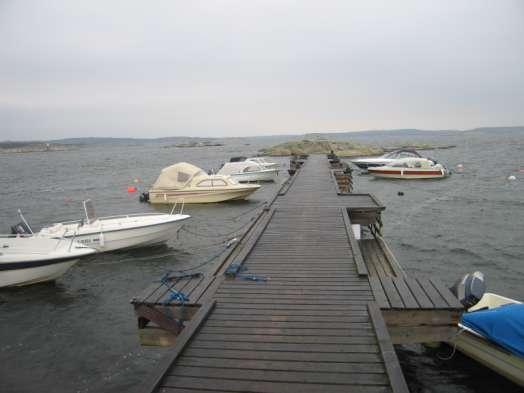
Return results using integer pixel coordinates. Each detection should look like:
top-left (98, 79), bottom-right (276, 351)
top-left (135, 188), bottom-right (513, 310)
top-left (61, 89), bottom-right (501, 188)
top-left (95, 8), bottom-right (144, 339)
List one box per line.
top-left (437, 328), bottom-right (466, 360)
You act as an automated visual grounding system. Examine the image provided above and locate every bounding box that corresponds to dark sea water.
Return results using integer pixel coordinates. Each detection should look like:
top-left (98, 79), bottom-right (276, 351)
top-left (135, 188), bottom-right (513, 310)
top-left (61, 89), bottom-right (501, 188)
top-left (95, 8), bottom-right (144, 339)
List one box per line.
top-left (0, 130), bottom-right (523, 393)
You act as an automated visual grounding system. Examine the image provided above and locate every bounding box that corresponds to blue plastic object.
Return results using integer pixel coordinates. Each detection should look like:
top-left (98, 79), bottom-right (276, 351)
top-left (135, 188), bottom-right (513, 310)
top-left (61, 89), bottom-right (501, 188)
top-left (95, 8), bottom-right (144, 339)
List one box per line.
top-left (461, 303), bottom-right (524, 358)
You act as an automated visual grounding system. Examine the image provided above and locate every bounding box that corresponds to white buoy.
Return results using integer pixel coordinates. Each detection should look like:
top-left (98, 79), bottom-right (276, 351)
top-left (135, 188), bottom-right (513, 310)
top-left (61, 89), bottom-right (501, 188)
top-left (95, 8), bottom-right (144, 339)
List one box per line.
top-left (508, 175), bottom-right (516, 181)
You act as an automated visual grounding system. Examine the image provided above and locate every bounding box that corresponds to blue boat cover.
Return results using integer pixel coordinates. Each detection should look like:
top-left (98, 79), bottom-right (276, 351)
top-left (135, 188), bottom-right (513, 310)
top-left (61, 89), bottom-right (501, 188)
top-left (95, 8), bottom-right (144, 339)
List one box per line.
top-left (461, 303), bottom-right (524, 358)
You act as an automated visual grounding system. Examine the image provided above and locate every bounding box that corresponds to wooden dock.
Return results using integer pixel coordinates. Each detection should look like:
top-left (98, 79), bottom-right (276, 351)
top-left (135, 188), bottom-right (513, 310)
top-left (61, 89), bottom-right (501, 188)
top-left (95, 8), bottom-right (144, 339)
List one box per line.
top-left (133, 155), bottom-right (463, 393)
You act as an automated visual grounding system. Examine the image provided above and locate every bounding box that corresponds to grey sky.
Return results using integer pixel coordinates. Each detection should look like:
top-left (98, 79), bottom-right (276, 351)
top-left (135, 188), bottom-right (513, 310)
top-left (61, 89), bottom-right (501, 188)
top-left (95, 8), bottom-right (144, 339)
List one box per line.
top-left (1, 0), bottom-right (523, 140)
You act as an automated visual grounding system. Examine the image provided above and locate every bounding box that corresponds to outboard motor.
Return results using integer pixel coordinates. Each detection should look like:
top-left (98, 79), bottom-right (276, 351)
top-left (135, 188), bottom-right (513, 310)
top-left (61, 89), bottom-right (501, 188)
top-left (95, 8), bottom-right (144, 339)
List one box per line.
top-left (450, 271), bottom-right (486, 308)
top-left (139, 192), bottom-right (150, 203)
top-left (10, 221), bottom-right (32, 235)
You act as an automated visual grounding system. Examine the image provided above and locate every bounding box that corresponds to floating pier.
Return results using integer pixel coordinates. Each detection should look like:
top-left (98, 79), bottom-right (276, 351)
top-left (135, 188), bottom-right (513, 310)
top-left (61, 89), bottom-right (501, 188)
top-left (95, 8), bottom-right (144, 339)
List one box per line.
top-left (132, 154), bottom-right (463, 393)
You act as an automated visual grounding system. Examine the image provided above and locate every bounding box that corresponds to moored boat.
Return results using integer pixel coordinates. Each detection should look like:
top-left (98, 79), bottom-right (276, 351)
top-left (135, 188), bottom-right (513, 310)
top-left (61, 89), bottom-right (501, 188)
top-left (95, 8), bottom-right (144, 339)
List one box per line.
top-left (351, 149), bottom-right (423, 169)
top-left (229, 156), bottom-right (279, 170)
top-left (0, 235), bottom-right (95, 287)
top-left (450, 272), bottom-right (524, 387)
top-left (147, 162), bottom-right (260, 204)
top-left (38, 200), bottom-right (190, 252)
top-left (367, 158), bottom-right (448, 179)
top-left (217, 161), bottom-right (278, 182)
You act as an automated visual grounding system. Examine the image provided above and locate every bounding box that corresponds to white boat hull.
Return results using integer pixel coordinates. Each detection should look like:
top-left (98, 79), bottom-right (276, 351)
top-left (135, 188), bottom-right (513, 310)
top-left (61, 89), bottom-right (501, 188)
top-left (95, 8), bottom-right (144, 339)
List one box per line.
top-left (60, 219), bottom-right (186, 252)
top-left (0, 258), bottom-right (79, 287)
top-left (454, 331), bottom-right (524, 387)
top-left (230, 169), bottom-right (278, 183)
top-left (368, 168), bottom-right (448, 179)
top-left (149, 187), bottom-right (259, 204)
top-left (0, 236), bottom-right (95, 287)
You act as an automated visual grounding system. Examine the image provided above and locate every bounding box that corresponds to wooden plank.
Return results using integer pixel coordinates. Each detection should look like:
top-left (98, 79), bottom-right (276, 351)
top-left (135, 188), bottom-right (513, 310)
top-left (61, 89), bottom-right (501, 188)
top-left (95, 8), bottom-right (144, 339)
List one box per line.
top-left (190, 341), bottom-right (380, 354)
top-left (181, 348), bottom-right (383, 363)
top-left (392, 277), bottom-right (419, 309)
top-left (416, 278), bottom-right (448, 308)
top-left (161, 376), bottom-right (391, 393)
top-left (224, 208), bottom-right (276, 277)
top-left (404, 276), bottom-right (434, 308)
top-left (378, 276), bottom-right (404, 309)
top-left (382, 309), bottom-right (461, 327)
top-left (375, 235), bottom-right (404, 277)
top-left (199, 326), bottom-right (375, 337)
top-left (388, 325), bottom-right (458, 344)
top-left (167, 366), bottom-right (389, 385)
top-left (177, 356), bottom-right (386, 373)
top-left (367, 303), bottom-right (410, 393)
top-left (138, 300), bottom-right (216, 393)
top-left (208, 313), bottom-right (369, 323)
top-left (195, 333), bottom-right (376, 345)
top-left (361, 243), bottom-right (390, 309)
top-left (430, 277), bottom-right (463, 308)
top-left (204, 320), bottom-right (373, 330)
top-left (341, 208), bottom-right (368, 276)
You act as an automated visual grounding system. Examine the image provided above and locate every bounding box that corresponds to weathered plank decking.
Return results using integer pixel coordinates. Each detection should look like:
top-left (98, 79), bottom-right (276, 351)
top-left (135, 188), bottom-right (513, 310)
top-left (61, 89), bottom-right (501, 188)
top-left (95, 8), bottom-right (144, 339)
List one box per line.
top-left (139, 155), bottom-right (411, 393)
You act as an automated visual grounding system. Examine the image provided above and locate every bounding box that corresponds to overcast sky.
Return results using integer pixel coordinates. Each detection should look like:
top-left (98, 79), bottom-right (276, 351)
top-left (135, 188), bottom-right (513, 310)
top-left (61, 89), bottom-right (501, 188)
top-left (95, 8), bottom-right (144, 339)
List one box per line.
top-left (1, 1), bottom-right (523, 140)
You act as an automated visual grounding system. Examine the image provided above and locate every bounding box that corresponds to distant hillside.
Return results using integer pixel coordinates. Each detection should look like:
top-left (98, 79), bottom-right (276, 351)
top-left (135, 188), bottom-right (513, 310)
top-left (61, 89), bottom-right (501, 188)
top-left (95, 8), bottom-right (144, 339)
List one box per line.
top-left (260, 139), bottom-right (383, 157)
top-left (3, 126), bottom-right (522, 145)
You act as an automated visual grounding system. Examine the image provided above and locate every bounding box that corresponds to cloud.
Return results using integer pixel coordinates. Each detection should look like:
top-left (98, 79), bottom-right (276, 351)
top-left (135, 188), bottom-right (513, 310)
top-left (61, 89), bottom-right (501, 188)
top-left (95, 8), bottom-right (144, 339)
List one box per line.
top-left (1, 0), bottom-right (523, 139)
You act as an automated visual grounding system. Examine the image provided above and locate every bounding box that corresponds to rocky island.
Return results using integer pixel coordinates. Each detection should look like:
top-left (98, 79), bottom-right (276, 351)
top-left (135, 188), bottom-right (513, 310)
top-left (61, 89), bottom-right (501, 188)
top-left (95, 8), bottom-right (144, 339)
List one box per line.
top-left (0, 142), bottom-right (74, 154)
top-left (260, 139), bottom-right (456, 157)
top-left (259, 140), bottom-right (383, 157)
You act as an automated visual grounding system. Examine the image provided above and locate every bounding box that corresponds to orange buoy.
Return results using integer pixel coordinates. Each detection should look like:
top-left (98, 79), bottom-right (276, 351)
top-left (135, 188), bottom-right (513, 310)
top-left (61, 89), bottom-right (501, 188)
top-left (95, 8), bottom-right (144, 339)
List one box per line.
top-left (127, 186), bottom-right (137, 193)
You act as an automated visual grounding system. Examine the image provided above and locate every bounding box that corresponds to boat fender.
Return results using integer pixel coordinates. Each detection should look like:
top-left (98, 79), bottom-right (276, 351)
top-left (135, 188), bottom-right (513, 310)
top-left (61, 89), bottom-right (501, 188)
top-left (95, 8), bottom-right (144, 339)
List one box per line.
top-left (450, 271), bottom-right (486, 308)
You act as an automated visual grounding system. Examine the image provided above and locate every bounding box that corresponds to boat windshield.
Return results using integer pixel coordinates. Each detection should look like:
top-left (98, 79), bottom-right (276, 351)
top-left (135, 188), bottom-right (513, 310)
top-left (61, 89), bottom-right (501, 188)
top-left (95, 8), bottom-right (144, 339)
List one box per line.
top-left (383, 150), bottom-right (421, 159)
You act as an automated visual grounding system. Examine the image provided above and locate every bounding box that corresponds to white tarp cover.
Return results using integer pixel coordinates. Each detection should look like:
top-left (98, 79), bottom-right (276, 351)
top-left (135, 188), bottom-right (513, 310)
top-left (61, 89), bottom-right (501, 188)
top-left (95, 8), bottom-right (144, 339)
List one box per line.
top-left (152, 162), bottom-right (205, 189)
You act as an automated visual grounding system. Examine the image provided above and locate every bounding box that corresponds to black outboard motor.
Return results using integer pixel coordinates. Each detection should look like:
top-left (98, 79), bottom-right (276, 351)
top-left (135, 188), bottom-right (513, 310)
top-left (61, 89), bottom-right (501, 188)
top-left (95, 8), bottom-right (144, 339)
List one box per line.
top-left (450, 271), bottom-right (486, 308)
top-left (139, 192), bottom-right (150, 203)
top-left (10, 221), bottom-right (32, 235)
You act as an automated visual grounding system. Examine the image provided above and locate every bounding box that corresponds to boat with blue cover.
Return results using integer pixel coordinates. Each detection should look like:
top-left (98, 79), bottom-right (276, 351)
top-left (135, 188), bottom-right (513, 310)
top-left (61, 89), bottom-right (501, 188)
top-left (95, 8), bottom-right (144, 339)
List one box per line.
top-left (453, 290), bottom-right (524, 386)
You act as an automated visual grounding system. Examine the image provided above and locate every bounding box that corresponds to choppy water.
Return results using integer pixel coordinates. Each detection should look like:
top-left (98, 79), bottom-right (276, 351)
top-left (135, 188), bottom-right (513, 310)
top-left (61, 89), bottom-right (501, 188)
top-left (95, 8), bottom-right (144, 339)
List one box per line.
top-left (0, 130), bottom-right (523, 393)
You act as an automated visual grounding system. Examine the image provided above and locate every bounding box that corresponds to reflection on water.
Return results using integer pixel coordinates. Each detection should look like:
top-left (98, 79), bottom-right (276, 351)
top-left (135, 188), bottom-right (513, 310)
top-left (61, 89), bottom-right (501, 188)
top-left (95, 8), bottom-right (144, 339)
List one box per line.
top-left (1, 131), bottom-right (523, 392)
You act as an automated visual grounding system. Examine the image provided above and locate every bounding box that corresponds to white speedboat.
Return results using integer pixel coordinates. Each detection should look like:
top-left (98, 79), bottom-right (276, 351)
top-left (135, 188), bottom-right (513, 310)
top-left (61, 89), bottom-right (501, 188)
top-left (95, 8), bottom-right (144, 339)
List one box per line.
top-left (38, 200), bottom-right (190, 252)
top-left (351, 149), bottom-right (423, 169)
top-left (147, 162), bottom-right (260, 204)
top-left (367, 157), bottom-right (448, 179)
top-left (229, 156), bottom-right (279, 170)
top-left (450, 272), bottom-right (524, 387)
top-left (217, 161), bottom-right (278, 182)
top-left (0, 235), bottom-right (95, 287)
top-left (247, 157), bottom-right (279, 170)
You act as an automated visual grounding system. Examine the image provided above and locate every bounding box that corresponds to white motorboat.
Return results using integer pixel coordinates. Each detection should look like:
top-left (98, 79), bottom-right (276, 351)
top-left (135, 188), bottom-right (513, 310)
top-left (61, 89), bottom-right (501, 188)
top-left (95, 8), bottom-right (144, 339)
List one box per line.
top-left (247, 157), bottom-right (279, 170)
top-left (450, 272), bottom-right (524, 387)
top-left (147, 162), bottom-right (260, 204)
top-left (38, 200), bottom-right (190, 252)
top-left (351, 149), bottom-right (423, 169)
top-left (0, 235), bottom-right (95, 287)
top-left (367, 157), bottom-right (448, 179)
top-left (217, 161), bottom-right (278, 182)
top-left (230, 156), bottom-right (279, 170)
